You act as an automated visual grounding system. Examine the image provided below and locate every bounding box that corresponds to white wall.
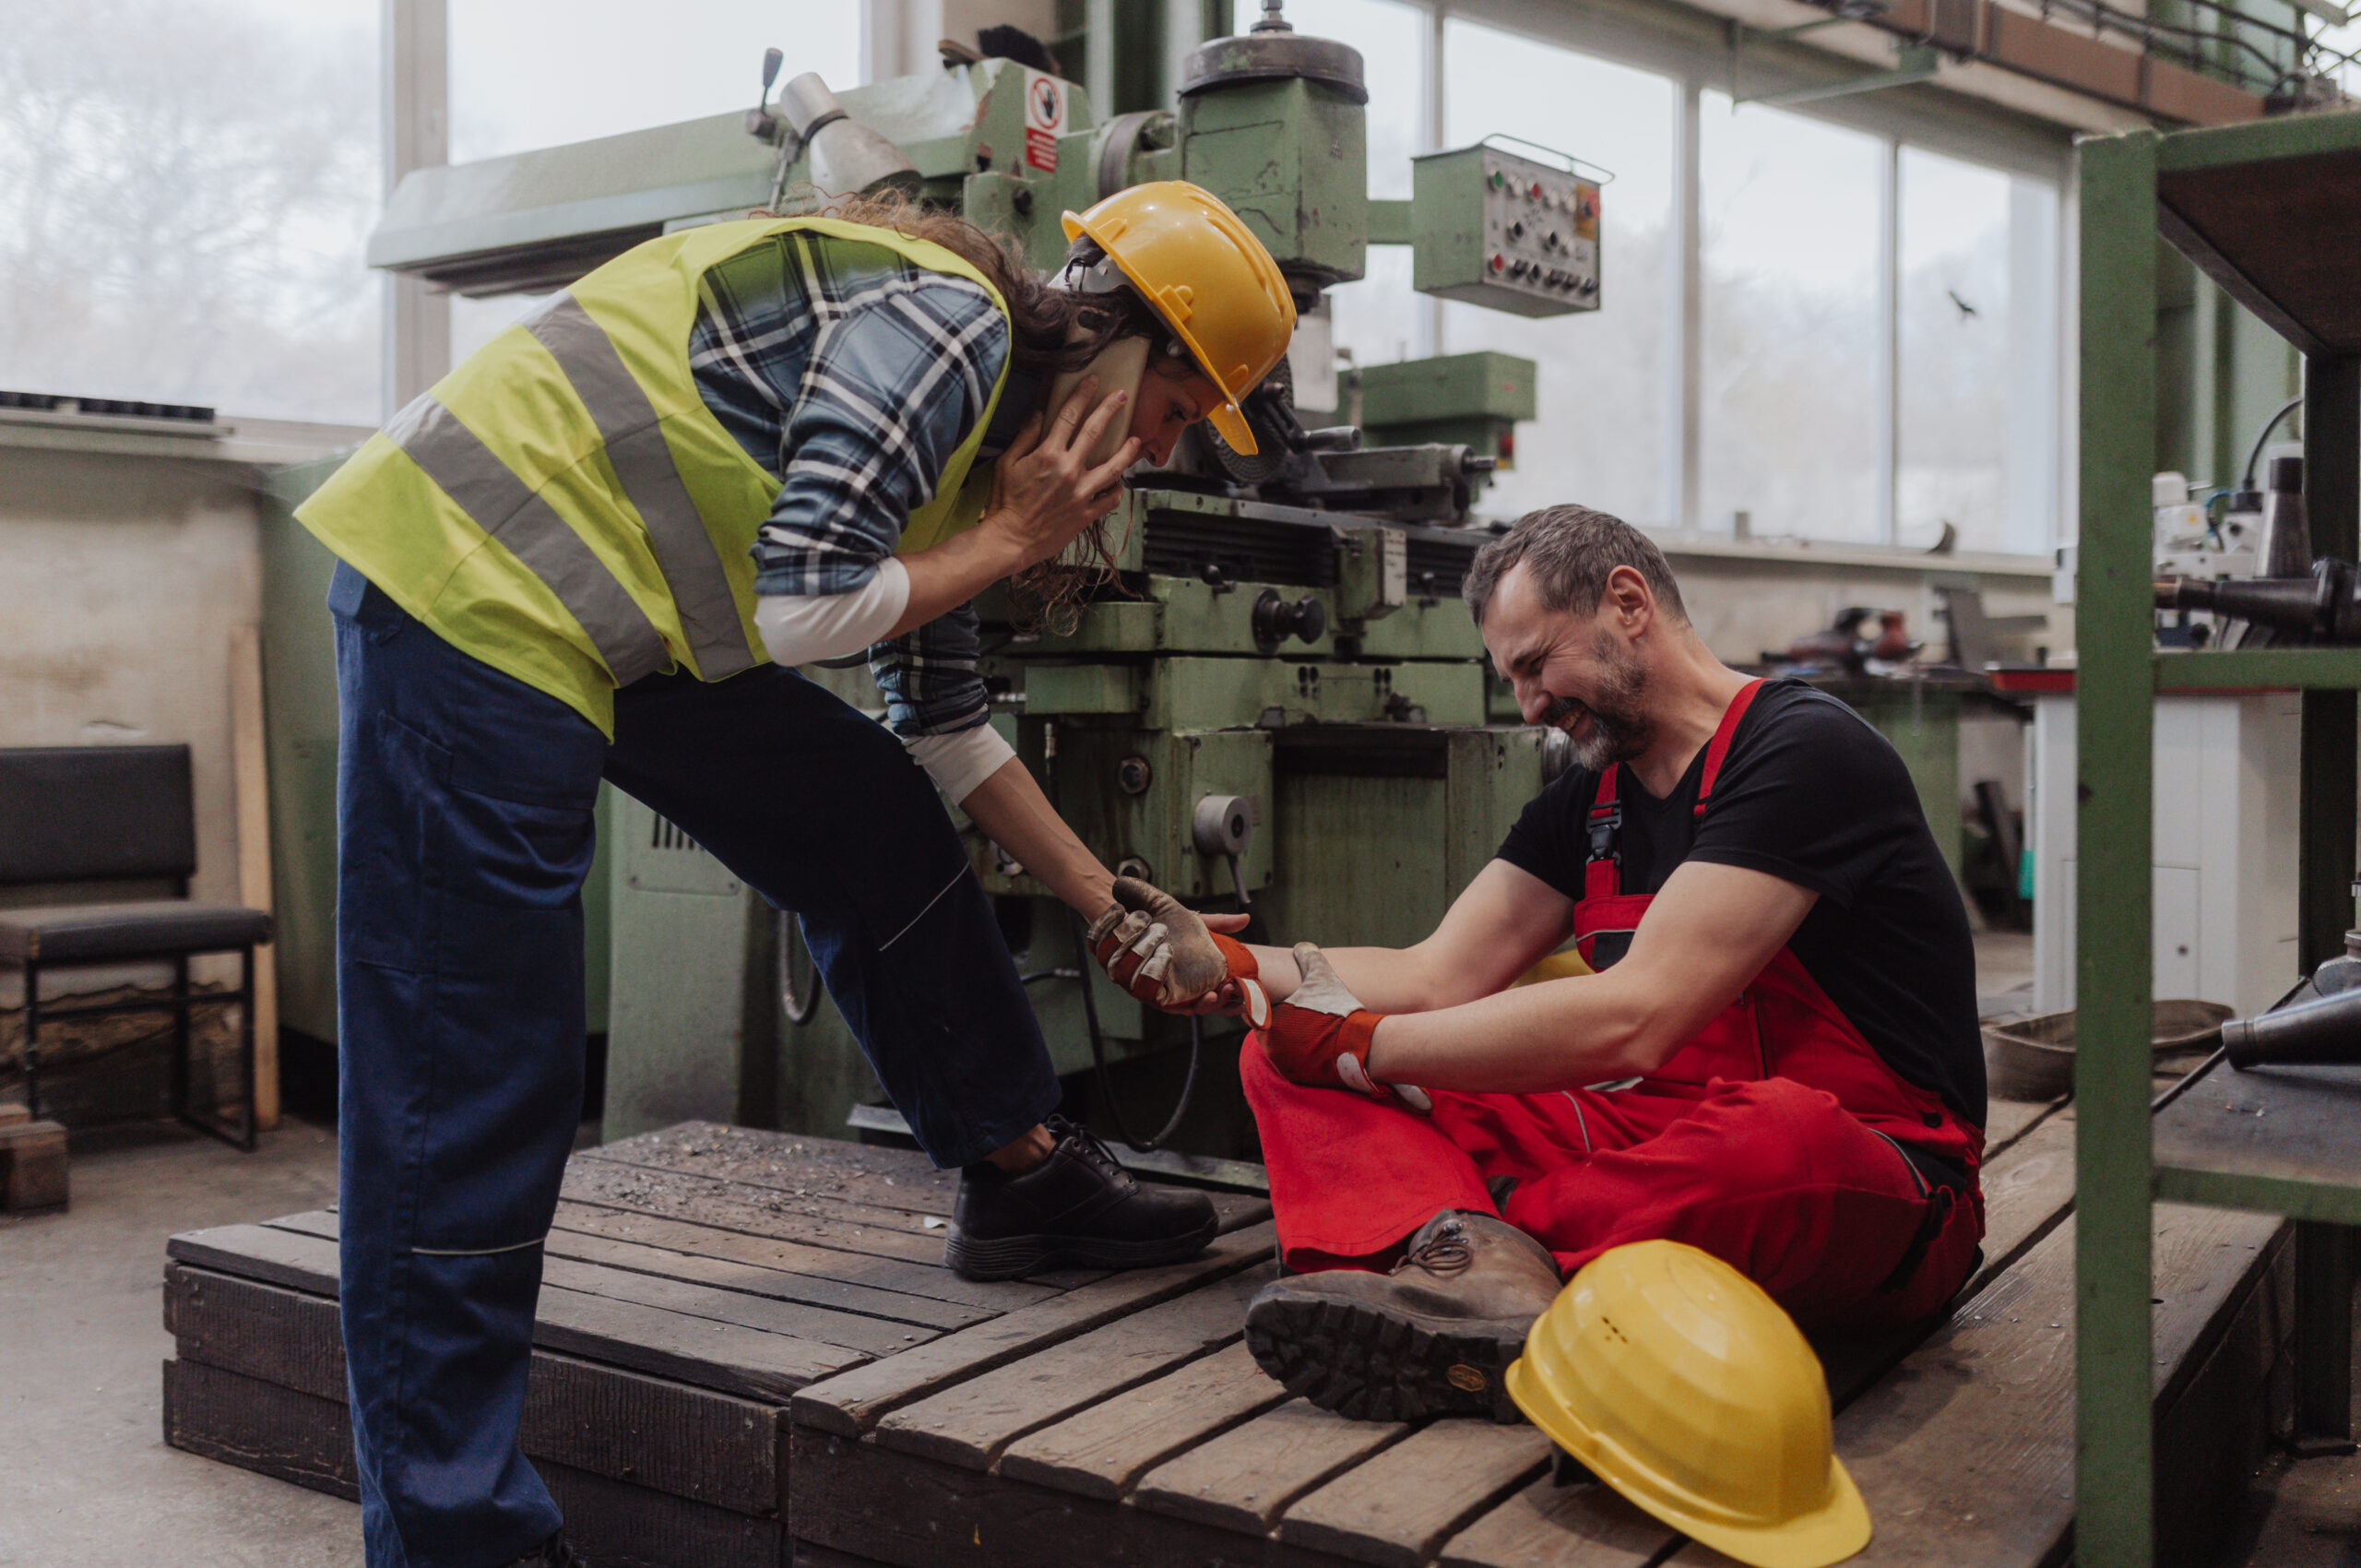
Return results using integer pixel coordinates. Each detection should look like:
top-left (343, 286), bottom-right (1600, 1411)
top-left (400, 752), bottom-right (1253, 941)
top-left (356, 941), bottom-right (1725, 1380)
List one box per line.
top-left (0, 419), bottom-right (365, 997)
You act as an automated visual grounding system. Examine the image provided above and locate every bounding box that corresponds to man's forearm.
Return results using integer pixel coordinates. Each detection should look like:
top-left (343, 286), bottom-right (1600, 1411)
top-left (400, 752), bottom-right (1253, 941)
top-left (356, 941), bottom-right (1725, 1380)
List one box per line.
top-left (1362, 972), bottom-right (1660, 1093)
top-left (956, 755), bottom-right (1117, 917)
top-left (1240, 943), bottom-right (1459, 1014)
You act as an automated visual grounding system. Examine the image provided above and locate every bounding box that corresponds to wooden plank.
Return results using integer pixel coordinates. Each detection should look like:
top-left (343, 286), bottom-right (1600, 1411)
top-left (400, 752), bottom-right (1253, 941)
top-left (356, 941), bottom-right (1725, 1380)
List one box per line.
top-left (1130, 1398), bottom-right (1412, 1536)
top-left (543, 1255), bottom-right (923, 1358)
top-left (789, 1424), bottom-right (1269, 1568)
top-left (165, 1262), bottom-right (343, 1396)
top-left (163, 1358), bottom-right (781, 1568)
top-left (1979, 1097), bottom-right (2054, 1157)
top-left (549, 1198), bottom-right (1047, 1318)
top-left (588, 1121), bottom-right (1272, 1233)
top-left (0, 1118), bottom-right (70, 1212)
top-left (167, 1222), bottom-right (334, 1296)
top-left (995, 1340), bottom-right (1289, 1500)
top-left (1971, 1106), bottom-right (2079, 1281)
top-left (792, 1545), bottom-right (897, 1568)
top-left (229, 622), bottom-right (279, 1132)
top-left (540, 1215), bottom-right (989, 1332)
top-left (1434, 1477), bottom-right (1669, 1568)
top-left (585, 1123), bottom-right (960, 1217)
top-left (790, 1220), bottom-right (1275, 1439)
top-left (563, 1158), bottom-right (970, 1265)
top-left (267, 1208), bottom-right (930, 1358)
top-left (875, 1265), bottom-right (1275, 1470)
top-left (163, 1356), bottom-right (356, 1500)
top-left (1275, 1419), bottom-right (1555, 1568)
top-left (537, 1459), bottom-right (783, 1568)
top-left (166, 1221), bottom-right (865, 1403)
top-left (166, 1265), bottom-right (785, 1516)
top-left (1656, 1202), bottom-right (2284, 1566)
top-left (269, 1201), bottom-right (997, 1330)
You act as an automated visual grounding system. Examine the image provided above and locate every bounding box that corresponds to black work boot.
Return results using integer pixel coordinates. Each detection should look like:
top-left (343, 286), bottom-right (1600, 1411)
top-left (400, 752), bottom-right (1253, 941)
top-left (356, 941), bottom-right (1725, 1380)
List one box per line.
top-left (946, 1116), bottom-right (1218, 1280)
top-left (1244, 1208), bottom-right (1562, 1423)
top-left (502, 1531), bottom-right (586, 1567)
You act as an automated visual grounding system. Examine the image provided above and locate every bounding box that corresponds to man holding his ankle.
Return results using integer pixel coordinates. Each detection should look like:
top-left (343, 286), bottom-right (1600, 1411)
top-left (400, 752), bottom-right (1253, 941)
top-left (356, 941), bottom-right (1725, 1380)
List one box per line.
top-left (1177, 504), bottom-right (1988, 1422)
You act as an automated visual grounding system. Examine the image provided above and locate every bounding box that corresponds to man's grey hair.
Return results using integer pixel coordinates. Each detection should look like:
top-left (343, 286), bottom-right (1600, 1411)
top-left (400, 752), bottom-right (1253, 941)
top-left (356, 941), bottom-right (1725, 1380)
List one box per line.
top-left (1462, 504), bottom-right (1689, 627)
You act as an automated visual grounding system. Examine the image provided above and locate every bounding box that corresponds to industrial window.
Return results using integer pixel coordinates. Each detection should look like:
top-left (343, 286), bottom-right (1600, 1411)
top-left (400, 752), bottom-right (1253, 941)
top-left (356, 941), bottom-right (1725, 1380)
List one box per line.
top-left (1302, 3), bottom-right (2065, 555)
top-left (1439, 20), bottom-right (1675, 533)
top-left (447, 0), bottom-right (860, 163)
top-left (1698, 93), bottom-right (1887, 545)
top-left (0, 0), bottom-right (382, 423)
top-left (1898, 150), bottom-right (2059, 556)
top-left (443, 0), bottom-right (861, 363)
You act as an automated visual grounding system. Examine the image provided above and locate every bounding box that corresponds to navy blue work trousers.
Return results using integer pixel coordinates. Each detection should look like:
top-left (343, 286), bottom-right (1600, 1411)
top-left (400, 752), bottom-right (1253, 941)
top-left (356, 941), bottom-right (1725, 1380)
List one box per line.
top-left (328, 563), bottom-right (1060, 1567)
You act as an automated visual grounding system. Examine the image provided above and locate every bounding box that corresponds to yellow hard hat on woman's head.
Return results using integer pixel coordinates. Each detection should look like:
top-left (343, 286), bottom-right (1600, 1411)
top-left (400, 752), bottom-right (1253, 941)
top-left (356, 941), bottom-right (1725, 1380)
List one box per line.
top-left (1061, 181), bottom-right (1296, 455)
top-left (1507, 1241), bottom-right (1871, 1568)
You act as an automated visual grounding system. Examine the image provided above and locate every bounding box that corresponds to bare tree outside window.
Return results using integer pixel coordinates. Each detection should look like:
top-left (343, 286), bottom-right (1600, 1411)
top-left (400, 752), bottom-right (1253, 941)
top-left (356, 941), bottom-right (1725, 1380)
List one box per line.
top-left (0, 0), bottom-right (380, 422)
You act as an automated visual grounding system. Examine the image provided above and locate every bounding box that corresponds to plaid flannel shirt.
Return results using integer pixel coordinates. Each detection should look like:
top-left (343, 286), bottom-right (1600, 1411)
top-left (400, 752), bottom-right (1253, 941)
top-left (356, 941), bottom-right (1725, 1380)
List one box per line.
top-left (693, 228), bottom-right (1010, 739)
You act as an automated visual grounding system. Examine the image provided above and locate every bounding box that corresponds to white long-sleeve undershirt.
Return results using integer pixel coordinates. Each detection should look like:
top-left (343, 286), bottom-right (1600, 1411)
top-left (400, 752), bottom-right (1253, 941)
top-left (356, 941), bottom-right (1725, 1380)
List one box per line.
top-left (754, 559), bottom-right (911, 667)
top-left (755, 563), bottom-right (1015, 805)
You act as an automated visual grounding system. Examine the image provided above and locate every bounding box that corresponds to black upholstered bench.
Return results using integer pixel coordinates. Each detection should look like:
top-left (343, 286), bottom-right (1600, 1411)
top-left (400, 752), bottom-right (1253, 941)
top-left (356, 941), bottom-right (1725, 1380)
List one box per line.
top-left (0, 744), bottom-right (272, 1148)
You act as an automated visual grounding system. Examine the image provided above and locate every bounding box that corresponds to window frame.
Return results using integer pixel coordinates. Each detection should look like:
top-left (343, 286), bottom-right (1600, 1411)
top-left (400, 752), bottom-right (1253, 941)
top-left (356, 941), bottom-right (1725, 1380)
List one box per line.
top-left (1429, 0), bottom-right (2071, 553)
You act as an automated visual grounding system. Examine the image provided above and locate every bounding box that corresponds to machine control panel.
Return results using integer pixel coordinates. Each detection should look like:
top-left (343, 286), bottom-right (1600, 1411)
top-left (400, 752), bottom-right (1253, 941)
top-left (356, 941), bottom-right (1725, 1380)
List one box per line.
top-left (1412, 140), bottom-right (1602, 319)
top-left (1479, 150), bottom-right (1600, 307)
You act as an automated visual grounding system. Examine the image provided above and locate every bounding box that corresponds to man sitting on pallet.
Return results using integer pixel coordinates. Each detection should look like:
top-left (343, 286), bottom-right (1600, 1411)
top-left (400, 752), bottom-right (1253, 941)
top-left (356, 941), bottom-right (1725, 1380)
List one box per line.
top-left (1121, 504), bottom-right (1989, 1423)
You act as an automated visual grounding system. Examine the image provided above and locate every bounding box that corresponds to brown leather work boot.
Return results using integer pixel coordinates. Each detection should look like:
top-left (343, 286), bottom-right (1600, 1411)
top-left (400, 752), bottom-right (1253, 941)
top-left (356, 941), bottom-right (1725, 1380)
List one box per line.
top-left (1243, 1209), bottom-right (1562, 1423)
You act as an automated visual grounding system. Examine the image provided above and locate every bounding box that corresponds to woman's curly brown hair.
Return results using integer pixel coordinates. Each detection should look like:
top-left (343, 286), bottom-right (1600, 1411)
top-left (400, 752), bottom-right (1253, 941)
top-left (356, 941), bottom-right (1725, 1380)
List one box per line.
top-left (774, 188), bottom-right (1174, 635)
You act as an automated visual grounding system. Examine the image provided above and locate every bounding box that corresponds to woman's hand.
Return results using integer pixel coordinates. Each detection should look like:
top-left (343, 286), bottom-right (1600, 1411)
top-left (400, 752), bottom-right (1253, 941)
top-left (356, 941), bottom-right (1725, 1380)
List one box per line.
top-left (982, 376), bottom-right (1141, 570)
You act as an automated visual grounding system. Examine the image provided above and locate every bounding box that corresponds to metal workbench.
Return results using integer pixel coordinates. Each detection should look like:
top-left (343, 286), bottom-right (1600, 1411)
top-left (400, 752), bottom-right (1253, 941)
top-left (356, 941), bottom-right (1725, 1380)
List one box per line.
top-left (2075, 109), bottom-right (2361, 1566)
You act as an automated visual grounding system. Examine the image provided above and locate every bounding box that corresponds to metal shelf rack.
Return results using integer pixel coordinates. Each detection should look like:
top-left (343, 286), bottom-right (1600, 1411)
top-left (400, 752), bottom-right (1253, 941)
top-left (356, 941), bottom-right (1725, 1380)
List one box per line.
top-left (2076, 109), bottom-right (2361, 1566)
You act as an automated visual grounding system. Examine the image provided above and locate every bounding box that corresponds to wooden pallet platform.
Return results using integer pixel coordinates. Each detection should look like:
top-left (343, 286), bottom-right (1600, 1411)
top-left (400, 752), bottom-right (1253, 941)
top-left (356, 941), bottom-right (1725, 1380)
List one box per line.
top-left (162, 1105), bottom-right (2292, 1568)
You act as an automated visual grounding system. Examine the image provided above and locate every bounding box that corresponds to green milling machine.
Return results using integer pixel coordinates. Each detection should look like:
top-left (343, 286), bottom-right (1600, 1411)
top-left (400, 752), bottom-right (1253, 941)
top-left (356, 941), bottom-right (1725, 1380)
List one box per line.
top-left (286, 4), bottom-right (1609, 1162)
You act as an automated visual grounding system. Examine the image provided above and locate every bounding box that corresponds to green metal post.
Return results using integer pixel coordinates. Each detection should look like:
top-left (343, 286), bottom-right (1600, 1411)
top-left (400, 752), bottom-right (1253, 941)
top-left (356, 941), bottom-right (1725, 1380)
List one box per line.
top-left (2074, 128), bottom-right (2160, 1568)
top-left (2296, 353), bottom-right (2361, 1443)
top-left (2299, 356), bottom-right (2359, 977)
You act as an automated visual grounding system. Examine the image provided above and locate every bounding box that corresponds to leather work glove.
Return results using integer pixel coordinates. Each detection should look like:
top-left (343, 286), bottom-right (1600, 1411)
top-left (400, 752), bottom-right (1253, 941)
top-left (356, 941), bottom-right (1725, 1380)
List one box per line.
top-left (1087, 875), bottom-right (1262, 1013)
top-left (1262, 943), bottom-right (1430, 1112)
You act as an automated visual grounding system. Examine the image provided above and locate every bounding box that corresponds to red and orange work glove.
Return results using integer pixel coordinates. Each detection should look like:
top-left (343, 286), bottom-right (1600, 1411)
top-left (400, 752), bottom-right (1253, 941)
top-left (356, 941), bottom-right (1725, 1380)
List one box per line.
top-left (1261, 943), bottom-right (1430, 1112)
top-left (1087, 875), bottom-right (1263, 1013)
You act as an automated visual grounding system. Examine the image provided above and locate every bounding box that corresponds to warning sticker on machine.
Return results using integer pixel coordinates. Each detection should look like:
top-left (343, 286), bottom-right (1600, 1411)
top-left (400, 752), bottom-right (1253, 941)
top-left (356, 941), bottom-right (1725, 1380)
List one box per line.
top-left (1024, 69), bottom-right (1063, 172)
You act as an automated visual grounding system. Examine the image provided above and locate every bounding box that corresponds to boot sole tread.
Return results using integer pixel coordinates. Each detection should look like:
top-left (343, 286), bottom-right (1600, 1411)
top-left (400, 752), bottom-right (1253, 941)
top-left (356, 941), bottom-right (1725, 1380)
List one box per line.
top-left (1244, 1291), bottom-right (1528, 1425)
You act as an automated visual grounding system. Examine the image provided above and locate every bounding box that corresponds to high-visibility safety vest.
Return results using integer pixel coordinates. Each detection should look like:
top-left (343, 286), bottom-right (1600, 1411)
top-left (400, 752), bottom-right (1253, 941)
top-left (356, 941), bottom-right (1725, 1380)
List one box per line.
top-left (297, 217), bottom-right (1013, 735)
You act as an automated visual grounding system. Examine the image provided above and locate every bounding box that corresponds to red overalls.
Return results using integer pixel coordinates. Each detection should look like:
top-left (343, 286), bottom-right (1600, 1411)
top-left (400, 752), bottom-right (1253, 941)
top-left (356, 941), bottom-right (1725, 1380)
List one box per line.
top-left (1243, 681), bottom-right (1987, 1331)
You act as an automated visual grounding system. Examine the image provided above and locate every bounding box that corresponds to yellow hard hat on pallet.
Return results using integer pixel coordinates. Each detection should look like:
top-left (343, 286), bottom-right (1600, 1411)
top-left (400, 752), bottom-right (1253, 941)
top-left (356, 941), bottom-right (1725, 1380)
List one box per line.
top-left (1061, 181), bottom-right (1296, 456)
top-left (1506, 1241), bottom-right (1871, 1568)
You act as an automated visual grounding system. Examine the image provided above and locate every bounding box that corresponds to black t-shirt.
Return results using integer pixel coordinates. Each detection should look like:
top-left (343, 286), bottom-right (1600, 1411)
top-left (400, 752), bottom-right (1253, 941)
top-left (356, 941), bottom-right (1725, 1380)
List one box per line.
top-left (1496, 678), bottom-right (1986, 1125)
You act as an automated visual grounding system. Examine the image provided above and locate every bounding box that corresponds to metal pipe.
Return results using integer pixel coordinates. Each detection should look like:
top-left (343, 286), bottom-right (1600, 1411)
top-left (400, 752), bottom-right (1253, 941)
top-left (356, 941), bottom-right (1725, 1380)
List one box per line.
top-left (2223, 985), bottom-right (2361, 1069)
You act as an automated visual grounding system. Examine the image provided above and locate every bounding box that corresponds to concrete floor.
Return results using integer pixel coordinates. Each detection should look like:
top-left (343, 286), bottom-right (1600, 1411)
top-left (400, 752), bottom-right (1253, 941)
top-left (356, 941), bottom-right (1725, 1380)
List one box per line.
top-left (0, 1117), bottom-right (358, 1567)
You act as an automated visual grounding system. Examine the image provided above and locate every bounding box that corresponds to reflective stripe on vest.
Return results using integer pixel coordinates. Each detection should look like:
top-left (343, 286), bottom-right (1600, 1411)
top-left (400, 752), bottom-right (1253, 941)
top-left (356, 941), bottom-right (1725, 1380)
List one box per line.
top-left (519, 292), bottom-right (755, 682)
top-left (384, 395), bottom-right (671, 687)
top-left (296, 216), bottom-right (1012, 734)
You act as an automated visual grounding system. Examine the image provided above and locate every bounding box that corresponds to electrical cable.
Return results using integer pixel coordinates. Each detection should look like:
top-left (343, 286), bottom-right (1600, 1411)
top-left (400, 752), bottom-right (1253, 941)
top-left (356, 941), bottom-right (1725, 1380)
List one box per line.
top-left (777, 916), bottom-right (820, 1025)
top-left (2241, 394), bottom-right (2305, 493)
top-left (1038, 716), bottom-right (1203, 1153)
top-left (1064, 905), bottom-right (1204, 1153)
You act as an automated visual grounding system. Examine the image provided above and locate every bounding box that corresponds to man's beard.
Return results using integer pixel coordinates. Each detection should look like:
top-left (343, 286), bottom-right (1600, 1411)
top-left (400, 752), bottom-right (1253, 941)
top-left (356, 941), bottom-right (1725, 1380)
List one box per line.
top-left (1543, 631), bottom-right (1652, 773)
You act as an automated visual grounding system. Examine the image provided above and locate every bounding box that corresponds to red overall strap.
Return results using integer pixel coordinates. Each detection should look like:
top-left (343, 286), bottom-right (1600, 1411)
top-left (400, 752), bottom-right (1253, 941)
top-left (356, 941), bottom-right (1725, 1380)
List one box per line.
top-left (1692, 679), bottom-right (1766, 818)
top-left (1584, 764), bottom-right (1622, 899)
